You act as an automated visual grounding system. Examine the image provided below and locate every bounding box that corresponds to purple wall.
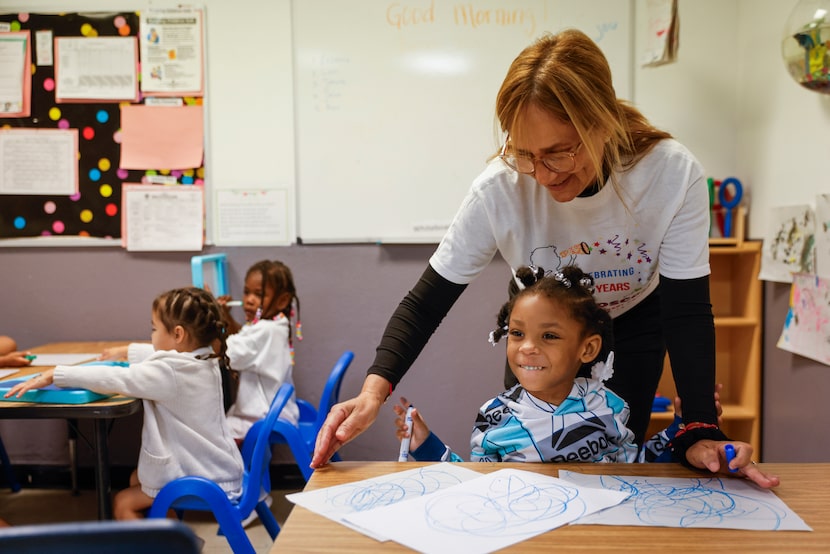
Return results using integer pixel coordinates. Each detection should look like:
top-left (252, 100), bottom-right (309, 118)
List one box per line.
top-left (0, 244), bottom-right (511, 466)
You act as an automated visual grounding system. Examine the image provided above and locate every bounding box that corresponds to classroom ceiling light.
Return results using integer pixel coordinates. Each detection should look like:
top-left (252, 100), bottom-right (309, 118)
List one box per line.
top-left (401, 51), bottom-right (471, 76)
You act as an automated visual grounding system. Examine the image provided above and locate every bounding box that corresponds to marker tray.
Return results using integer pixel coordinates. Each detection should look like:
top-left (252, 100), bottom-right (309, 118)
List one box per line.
top-left (0, 375), bottom-right (115, 404)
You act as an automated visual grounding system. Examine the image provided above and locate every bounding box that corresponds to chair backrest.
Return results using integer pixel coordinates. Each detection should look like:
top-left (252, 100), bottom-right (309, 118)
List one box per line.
top-left (0, 519), bottom-right (201, 554)
top-left (191, 253), bottom-right (229, 297)
top-left (238, 382), bottom-right (294, 514)
top-left (314, 350), bottom-right (354, 432)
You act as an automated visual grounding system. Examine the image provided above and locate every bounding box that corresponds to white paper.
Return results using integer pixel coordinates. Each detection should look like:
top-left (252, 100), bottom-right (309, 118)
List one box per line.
top-left (140, 8), bottom-right (204, 95)
top-left (777, 273), bottom-right (830, 366)
top-left (344, 468), bottom-right (630, 553)
top-left (27, 354), bottom-right (98, 367)
top-left (286, 463), bottom-right (482, 541)
top-left (815, 194), bottom-right (830, 278)
top-left (759, 205), bottom-right (816, 283)
top-left (641, 0), bottom-right (678, 67)
top-left (55, 37), bottom-right (138, 101)
top-left (123, 184), bottom-right (204, 252)
top-left (0, 34), bottom-right (27, 113)
top-left (0, 129), bottom-right (78, 195)
top-left (35, 30), bottom-right (53, 66)
top-left (0, 369), bottom-right (18, 379)
top-left (214, 189), bottom-right (290, 246)
top-left (559, 471), bottom-right (812, 531)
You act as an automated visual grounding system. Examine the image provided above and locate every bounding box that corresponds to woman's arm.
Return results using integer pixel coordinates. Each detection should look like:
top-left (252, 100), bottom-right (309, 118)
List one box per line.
top-left (659, 275), bottom-right (729, 460)
top-left (368, 264), bottom-right (467, 386)
top-left (312, 264), bottom-right (466, 467)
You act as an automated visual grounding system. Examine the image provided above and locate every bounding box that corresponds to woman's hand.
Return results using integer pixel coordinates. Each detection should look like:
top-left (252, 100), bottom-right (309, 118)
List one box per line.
top-left (4, 369), bottom-right (55, 398)
top-left (685, 440), bottom-right (780, 489)
top-left (0, 351), bottom-right (34, 368)
top-left (311, 375), bottom-right (391, 468)
top-left (393, 397), bottom-right (430, 452)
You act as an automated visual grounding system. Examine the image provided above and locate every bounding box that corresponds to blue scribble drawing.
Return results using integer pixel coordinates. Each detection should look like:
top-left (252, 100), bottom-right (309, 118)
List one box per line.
top-left (557, 471), bottom-right (812, 531)
top-left (286, 463), bottom-right (483, 532)
top-left (323, 465), bottom-right (473, 513)
top-left (423, 472), bottom-right (588, 537)
top-left (598, 475), bottom-right (785, 529)
top-left (344, 468), bottom-right (630, 554)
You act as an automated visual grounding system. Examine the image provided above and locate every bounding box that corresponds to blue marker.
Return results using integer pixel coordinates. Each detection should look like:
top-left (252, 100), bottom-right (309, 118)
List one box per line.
top-left (398, 405), bottom-right (414, 462)
top-left (724, 443), bottom-right (738, 472)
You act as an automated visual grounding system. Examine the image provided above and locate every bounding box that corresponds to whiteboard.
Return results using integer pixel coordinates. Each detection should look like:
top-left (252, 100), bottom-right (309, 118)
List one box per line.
top-left (294, 0), bottom-right (632, 243)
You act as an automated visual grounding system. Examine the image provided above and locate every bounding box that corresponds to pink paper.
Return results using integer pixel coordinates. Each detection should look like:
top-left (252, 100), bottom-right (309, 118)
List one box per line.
top-left (119, 104), bottom-right (204, 170)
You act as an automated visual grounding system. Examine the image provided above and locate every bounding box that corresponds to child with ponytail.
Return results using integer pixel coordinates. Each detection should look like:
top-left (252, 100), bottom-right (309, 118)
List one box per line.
top-left (5, 287), bottom-right (244, 519)
top-left (218, 259), bottom-right (301, 444)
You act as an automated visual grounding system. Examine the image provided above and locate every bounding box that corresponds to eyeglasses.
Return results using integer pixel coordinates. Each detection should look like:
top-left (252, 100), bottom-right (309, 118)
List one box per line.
top-left (499, 136), bottom-right (583, 175)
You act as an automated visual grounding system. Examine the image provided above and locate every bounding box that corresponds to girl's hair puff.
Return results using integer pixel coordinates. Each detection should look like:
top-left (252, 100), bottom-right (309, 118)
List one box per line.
top-left (491, 265), bottom-right (613, 376)
top-left (152, 286), bottom-right (230, 368)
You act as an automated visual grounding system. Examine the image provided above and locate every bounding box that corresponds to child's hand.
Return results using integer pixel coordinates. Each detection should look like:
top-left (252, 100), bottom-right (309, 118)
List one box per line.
top-left (0, 351), bottom-right (34, 368)
top-left (393, 396), bottom-right (431, 452)
top-left (216, 294), bottom-right (233, 311)
top-left (98, 346), bottom-right (128, 361)
top-left (4, 369), bottom-right (55, 398)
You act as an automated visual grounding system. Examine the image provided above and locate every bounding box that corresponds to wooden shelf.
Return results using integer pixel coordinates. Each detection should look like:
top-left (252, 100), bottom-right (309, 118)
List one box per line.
top-left (647, 240), bottom-right (762, 456)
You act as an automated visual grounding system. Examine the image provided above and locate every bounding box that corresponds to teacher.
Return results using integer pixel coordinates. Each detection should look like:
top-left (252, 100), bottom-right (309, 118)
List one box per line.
top-left (313, 29), bottom-right (776, 486)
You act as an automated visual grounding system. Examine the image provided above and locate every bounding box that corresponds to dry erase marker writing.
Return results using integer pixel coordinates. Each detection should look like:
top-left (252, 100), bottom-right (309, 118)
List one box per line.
top-left (224, 300), bottom-right (243, 307)
top-left (398, 405), bottom-right (414, 462)
top-left (724, 443), bottom-right (738, 472)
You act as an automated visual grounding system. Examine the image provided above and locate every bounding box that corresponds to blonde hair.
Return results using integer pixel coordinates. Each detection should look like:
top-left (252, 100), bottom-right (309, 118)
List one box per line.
top-left (495, 29), bottom-right (671, 192)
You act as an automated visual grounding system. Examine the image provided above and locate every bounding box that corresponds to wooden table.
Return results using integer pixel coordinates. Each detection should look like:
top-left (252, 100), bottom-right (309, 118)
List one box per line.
top-left (274, 461), bottom-right (830, 553)
top-left (0, 341), bottom-right (142, 520)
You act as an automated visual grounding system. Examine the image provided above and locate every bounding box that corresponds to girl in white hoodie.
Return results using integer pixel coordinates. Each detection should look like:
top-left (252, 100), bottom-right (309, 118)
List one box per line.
top-left (5, 287), bottom-right (244, 520)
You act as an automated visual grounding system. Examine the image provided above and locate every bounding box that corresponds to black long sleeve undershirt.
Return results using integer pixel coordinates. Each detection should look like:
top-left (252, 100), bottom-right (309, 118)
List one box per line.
top-left (368, 264), bottom-right (466, 388)
top-left (660, 274), bottom-right (729, 462)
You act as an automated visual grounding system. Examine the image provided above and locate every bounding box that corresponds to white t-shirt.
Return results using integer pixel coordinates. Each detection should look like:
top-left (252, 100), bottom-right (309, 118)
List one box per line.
top-left (429, 139), bottom-right (710, 318)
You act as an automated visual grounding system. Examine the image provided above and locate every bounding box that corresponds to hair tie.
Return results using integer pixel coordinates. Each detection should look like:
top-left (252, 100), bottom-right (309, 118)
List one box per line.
top-left (488, 325), bottom-right (508, 346)
top-left (553, 271), bottom-right (572, 288)
top-left (578, 276), bottom-right (595, 293)
top-left (591, 351), bottom-right (615, 382)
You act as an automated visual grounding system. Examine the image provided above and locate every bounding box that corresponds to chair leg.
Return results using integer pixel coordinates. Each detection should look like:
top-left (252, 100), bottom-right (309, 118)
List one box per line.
top-left (255, 500), bottom-right (281, 539)
top-left (67, 419), bottom-right (79, 495)
top-left (213, 510), bottom-right (257, 554)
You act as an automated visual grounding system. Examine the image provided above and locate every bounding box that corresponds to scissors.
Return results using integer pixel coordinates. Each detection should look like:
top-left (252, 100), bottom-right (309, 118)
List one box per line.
top-left (718, 177), bottom-right (743, 238)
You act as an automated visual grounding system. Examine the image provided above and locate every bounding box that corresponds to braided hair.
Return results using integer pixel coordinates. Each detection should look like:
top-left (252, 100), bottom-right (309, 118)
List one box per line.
top-left (152, 287), bottom-right (230, 370)
top-left (490, 265), bottom-right (613, 377)
top-left (246, 259), bottom-right (300, 339)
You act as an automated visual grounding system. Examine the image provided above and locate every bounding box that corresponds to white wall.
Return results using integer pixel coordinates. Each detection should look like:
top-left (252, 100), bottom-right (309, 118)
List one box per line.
top-left (736, 0), bottom-right (830, 239)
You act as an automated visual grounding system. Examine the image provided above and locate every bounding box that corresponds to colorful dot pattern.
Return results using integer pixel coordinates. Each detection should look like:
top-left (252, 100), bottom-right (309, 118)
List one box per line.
top-left (0, 12), bottom-right (205, 239)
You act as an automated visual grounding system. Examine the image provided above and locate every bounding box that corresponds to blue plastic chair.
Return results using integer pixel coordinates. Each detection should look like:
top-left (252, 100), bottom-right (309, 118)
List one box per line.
top-left (191, 253), bottom-right (229, 297)
top-left (242, 350), bottom-right (354, 482)
top-left (0, 519), bottom-right (201, 554)
top-left (148, 384), bottom-right (294, 554)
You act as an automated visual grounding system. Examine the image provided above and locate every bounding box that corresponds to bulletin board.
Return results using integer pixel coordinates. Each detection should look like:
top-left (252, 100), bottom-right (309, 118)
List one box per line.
top-left (0, 10), bottom-right (205, 242)
top-left (294, 0), bottom-right (633, 243)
